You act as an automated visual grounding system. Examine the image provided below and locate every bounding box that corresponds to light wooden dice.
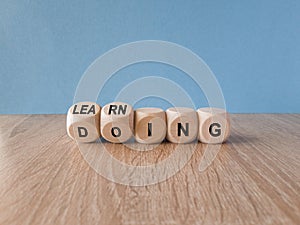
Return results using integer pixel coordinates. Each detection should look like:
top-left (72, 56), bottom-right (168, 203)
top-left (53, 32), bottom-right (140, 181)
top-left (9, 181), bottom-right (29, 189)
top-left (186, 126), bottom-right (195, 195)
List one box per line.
top-left (197, 107), bottom-right (230, 144)
top-left (101, 102), bottom-right (134, 143)
top-left (166, 107), bottom-right (198, 143)
top-left (67, 102), bottom-right (101, 142)
top-left (134, 108), bottom-right (166, 144)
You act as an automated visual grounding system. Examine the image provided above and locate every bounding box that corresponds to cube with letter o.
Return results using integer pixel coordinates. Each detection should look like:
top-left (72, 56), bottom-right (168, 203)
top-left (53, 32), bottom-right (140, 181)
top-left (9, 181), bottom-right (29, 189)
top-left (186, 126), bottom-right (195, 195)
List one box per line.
top-left (100, 102), bottom-right (134, 143)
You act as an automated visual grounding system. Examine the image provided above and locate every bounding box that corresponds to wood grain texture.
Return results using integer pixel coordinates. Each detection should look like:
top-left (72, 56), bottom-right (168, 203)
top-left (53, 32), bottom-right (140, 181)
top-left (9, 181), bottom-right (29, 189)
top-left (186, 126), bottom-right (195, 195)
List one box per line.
top-left (0, 114), bottom-right (299, 225)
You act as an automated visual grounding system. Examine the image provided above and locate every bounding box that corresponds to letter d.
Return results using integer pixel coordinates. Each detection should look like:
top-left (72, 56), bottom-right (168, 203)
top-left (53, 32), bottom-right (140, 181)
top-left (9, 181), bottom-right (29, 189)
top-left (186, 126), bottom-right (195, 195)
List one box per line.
top-left (78, 127), bottom-right (88, 137)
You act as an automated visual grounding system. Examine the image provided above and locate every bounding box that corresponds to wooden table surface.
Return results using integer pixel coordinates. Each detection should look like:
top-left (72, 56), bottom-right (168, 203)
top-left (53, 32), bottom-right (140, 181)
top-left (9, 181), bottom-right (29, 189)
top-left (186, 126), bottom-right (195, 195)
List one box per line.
top-left (0, 114), bottom-right (299, 225)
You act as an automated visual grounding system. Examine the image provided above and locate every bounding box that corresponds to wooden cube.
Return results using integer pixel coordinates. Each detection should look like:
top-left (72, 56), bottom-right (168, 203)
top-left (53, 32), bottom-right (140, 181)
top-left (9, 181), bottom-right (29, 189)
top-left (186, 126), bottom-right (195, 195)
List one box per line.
top-left (66, 102), bottom-right (101, 142)
top-left (134, 108), bottom-right (166, 144)
top-left (100, 102), bottom-right (134, 143)
top-left (197, 107), bottom-right (230, 144)
top-left (166, 107), bottom-right (198, 143)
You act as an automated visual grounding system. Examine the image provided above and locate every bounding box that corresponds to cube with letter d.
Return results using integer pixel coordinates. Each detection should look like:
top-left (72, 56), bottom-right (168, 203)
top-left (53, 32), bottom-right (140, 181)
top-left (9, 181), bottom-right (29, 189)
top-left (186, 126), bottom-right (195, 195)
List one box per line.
top-left (66, 102), bottom-right (101, 142)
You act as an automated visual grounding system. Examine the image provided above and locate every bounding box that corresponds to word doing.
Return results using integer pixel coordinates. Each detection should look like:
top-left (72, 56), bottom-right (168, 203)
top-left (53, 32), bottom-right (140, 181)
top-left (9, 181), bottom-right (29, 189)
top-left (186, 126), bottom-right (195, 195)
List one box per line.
top-left (67, 102), bottom-right (230, 144)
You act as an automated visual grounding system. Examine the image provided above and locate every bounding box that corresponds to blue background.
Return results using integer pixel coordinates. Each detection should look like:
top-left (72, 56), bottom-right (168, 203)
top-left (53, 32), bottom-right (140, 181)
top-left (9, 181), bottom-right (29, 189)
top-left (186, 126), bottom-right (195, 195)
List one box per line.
top-left (1, 0), bottom-right (299, 114)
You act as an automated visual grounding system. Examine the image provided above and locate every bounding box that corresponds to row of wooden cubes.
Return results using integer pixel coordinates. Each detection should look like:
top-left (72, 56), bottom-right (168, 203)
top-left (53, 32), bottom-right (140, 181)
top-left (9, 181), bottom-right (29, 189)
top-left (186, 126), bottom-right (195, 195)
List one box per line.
top-left (67, 102), bottom-right (230, 144)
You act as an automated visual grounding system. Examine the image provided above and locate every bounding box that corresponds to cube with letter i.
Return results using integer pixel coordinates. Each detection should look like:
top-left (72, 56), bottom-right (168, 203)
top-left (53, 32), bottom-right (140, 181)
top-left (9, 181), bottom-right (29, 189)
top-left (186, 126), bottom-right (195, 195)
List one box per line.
top-left (134, 108), bottom-right (167, 144)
